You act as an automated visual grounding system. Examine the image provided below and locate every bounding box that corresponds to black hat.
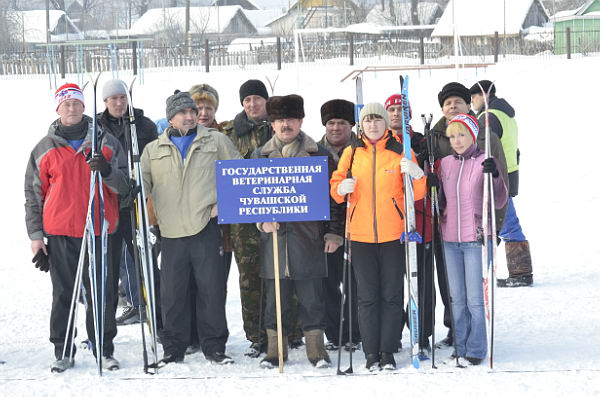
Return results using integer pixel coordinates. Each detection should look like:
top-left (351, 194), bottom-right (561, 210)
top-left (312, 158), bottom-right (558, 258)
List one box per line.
top-left (470, 80), bottom-right (496, 96)
top-left (438, 82), bottom-right (471, 107)
top-left (320, 99), bottom-right (355, 126)
top-left (166, 90), bottom-right (197, 121)
top-left (239, 79), bottom-right (269, 104)
top-left (266, 94), bottom-right (305, 121)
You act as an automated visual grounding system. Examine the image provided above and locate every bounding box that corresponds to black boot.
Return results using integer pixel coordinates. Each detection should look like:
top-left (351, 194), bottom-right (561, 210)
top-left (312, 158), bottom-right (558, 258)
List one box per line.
top-left (365, 353), bottom-right (380, 371)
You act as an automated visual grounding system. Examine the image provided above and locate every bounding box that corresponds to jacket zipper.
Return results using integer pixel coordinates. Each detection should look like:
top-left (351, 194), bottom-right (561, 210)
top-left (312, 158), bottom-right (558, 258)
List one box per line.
top-left (392, 198), bottom-right (404, 220)
top-left (372, 145), bottom-right (378, 243)
top-left (456, 155), bottom-right (465, 243)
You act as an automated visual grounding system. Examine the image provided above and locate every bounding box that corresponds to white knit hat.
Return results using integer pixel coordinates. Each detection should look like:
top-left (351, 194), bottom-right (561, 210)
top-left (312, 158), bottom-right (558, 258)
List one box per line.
top-left (55, 83), bottom-right (85, 111)
top-left (359, 102), bottom-right (389, 127)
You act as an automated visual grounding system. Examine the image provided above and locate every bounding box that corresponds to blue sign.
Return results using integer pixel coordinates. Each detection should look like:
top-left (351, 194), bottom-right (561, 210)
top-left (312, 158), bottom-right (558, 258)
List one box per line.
top-left (216, 156), bottom-right (331, 224)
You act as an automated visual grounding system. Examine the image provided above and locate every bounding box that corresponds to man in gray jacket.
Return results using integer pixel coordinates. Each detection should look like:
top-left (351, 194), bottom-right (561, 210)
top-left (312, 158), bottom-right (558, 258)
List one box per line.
top-left (141, 91), bottom-right (241, 365)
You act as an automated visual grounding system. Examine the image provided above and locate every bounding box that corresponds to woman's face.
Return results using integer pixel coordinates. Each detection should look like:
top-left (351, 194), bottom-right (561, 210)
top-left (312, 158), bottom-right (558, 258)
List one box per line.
top-left (447, 125), bottom-right (474, 155)
top-left (362, 116), bottom-right (387, 142)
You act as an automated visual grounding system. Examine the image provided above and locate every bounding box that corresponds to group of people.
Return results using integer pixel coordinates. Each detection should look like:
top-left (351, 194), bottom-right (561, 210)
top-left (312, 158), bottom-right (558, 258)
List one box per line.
top-left (24, 76), bottom-right (534, 373)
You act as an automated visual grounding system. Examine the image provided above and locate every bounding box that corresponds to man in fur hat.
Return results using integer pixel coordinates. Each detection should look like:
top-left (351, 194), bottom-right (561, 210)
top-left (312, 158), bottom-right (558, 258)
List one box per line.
top-left (252, 94), bottom-right (344, 369)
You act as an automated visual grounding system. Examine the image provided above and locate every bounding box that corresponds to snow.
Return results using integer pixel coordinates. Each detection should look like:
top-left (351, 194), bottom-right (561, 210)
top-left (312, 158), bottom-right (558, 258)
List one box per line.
top-left (1, 56), bottom-right (600, 396)
top-left (9, 10), bottom-right (83, 43)
top-left (432, 0), bottom-right (547, 37)
top-left (242, 9), bottom-right (284, 29)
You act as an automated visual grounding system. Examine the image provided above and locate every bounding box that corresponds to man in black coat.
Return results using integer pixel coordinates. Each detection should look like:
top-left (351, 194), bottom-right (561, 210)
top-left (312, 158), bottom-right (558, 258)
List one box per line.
top-left (98, 79), bottom-right (158, 325)
top-left (253, 94), bottom-right (344, 369)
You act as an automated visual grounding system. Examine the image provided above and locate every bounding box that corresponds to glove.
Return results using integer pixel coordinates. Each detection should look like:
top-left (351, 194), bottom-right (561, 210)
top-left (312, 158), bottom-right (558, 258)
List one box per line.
top-left (427, 173), bottom-right (439, 189)
top-left (337, 178), bottom-right (356, 196)
top-left (32, 249), bottom-right (50, 272)
top-left (482, 158), bottom-right (499, 178)
top-left (400, 158), bottom-right (424, 179)
top-left (87, 153), bottom-right (112, 177)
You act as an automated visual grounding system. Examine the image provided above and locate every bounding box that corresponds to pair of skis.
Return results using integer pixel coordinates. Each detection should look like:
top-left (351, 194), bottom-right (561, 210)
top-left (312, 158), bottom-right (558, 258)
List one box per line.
top-left (62, 74), bottom-right (109, 376)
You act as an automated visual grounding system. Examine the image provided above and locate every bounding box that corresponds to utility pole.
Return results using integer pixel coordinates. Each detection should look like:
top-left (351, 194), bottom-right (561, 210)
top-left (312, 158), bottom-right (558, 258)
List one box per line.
top-left (185, 0), bottom-right (190, 54)
top-left (46, 0), bottom-right (51, 44)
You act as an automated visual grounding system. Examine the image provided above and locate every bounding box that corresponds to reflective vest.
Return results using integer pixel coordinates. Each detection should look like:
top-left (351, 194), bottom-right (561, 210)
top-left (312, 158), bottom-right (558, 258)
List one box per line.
top-left (479, 109), bottom-right (519, 173)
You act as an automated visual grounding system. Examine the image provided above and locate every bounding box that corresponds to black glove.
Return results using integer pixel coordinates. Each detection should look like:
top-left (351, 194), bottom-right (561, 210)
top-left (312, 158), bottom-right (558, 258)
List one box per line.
top-left (427, 173), bottom-right (439, 189)
top-left (32, 249), bottom-right (50, 272)
top-left (129, 179), bottom-right (142, 200)
top-left (87, 153), bottom-right (111, 177)
top-left (482, 158), bottom-right (499, 178)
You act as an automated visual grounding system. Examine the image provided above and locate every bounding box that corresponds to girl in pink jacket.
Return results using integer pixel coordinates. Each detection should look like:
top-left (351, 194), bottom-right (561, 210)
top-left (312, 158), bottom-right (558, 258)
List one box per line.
top-left (437, 114), bottom-right (508, 366)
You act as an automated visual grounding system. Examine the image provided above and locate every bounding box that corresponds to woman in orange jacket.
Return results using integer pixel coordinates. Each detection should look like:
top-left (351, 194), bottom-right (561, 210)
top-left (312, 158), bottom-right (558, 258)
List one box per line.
top-left (330, 102), bottom-right (426, 371)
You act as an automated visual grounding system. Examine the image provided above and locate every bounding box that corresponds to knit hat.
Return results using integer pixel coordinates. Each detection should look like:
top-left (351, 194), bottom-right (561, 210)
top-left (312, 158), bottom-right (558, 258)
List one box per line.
top-left (189, 83), bottom-right (219, 109)
top-left (102, 79), bottom-right (127, 101)
top-left (449, 114), bottom-right (479, 142)
top-left (469, 80), bottom-right (496, 97)
top-left (55, 83), bottom-right (85, 111)
top-left (166, 90), bottom-right (198, 121)
top-left (266, 94), bottom-right (305, 121)
top-left (438, 82), bottom-right (471, 107)
top-left (239, 79), bottom-right (269, 104)
top-left (384, 93), bottom-right (412, 118)
top-left (320, 99), bottom-right (355, 126)
top-left (359, 102), bottom-right (389, 128)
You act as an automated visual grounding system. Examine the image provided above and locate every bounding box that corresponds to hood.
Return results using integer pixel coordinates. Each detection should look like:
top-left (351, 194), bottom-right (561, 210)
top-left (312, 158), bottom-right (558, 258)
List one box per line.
top-left (489, 97), bottom-right (515, 118)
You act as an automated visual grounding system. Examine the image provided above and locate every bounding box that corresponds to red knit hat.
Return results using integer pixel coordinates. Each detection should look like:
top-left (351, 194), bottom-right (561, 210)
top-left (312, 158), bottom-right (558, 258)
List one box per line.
top-left (449, 114), bottom-right (479, 142)
top-left (55, 83), bottom-right (85, 111)
top-left (384, 93), bottom-right (412, 119)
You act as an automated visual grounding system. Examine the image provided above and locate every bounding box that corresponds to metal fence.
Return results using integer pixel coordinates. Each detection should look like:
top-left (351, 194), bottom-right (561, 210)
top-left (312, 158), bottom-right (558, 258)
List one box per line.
top-left (1, 28), bottom-right (598, 77)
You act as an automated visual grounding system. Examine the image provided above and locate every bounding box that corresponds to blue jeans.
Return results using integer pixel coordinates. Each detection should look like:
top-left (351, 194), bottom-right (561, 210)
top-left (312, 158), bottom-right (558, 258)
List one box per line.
top-left (119, 243), bottom-right (141, 307)
top-left (443, 241), bottom-right (487, 359)
top-left (499, 197), bottom-right (526, 242)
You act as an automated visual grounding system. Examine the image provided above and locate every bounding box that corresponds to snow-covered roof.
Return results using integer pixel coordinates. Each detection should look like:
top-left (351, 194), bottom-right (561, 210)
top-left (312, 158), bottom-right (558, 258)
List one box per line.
top-left (365, 2), bottom-right (441, 26)
top-left (242, 9), bottom-right (283, 28)
top-left (252, 0), bottom-right (291, 12)
top-left (552, 0), bottom-right (600, 21)
top-left (227, 36), bottom-right (278, 51)
top-left (130, 6), bottom-right (253, 35)
top-left (432, 0), bottom-right (547, 37)
top-left (10, 10), bottom-right (82, 43)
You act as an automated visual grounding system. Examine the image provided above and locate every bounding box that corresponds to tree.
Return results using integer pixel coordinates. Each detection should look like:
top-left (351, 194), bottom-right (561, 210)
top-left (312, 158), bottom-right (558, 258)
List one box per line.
top-left (410, 0), bottom-right (419, 25)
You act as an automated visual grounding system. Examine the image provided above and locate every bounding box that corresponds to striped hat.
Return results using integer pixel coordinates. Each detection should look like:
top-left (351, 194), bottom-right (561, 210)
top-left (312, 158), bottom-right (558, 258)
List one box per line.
top-left (449, 114), bottom-right (479, 142)
top-left (55, 83), bottom-right (85, 111)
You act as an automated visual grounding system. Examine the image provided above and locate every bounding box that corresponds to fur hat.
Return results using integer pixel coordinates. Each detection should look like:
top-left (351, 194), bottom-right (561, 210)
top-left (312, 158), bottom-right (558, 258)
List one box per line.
top-left (166, 90), bottom-right (197, 121)
top-left (320, 99), bottom-right (355, 126)
top-left (469, 80), bottom-right (496, 97)
top-left (102, 79), bottom-right (127, 101)
top-left (359, 102), bottom-right (389, 128)
top-left (438, 82), bottom-right (471, 107)
top-left (189, 83), bottom-right (219, 109)
top-left (239, 79), bottom-right (269, 104)
top-left (449, 114), bottom-right (479, 142)
top-left (266, 94), bottom-right (305, 121)
top-left (55, 83), bottom-right (85, 111)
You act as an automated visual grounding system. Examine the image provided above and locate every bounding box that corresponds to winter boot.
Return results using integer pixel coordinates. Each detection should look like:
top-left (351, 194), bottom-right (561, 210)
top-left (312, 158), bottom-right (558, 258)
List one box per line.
top-left (102, 356), bottom-right (120, 371)
top-left (304, 329), bottom-right (331, 368)
top-left (50, 358), bottom-right (74, 373)
top-left (260, 329), bottom-right (288, 369)
top-left (365, 353), bottom-right (380, 371)
top-left (498, 241), bottom-right (533, 288)
top-left (380, 352), bottom-right (396, 370)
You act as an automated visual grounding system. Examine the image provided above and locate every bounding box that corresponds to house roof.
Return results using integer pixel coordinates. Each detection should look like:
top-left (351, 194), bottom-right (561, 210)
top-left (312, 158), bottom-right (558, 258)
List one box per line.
top-left (242, 9), bottom-right (283, 28)
top-left (365, 1), bottom-right (441, 26)
top-left (432, 0), bottom-right (548, 37)
top-left (130, 6), bottom-right (255, 35)
top-left (10, 10), bottom-right (82, 43)
top-left (552, 0), bottom-right (600, 21)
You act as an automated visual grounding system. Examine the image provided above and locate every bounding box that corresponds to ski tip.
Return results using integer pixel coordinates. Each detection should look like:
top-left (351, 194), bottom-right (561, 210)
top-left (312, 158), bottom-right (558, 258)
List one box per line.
top-left (412, 357), bottom-right (420, 369)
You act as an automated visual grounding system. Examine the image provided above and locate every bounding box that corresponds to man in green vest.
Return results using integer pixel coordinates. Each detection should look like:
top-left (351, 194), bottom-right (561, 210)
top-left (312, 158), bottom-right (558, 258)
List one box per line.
top-left (471, 80), bottom-right (533, 288)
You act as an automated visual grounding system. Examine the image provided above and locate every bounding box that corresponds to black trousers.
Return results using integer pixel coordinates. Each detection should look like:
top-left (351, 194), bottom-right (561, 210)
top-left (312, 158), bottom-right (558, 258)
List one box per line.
top-left (160, 219), bottom-right (229, 357)
top-left (264, 278), bottom-right (325, 335)
top-left (323, 245), bottom-right (361, 345)
top-left (48, 235), bottom-right (118, 359)
top-left (352, 241), bottom-right (405, 355)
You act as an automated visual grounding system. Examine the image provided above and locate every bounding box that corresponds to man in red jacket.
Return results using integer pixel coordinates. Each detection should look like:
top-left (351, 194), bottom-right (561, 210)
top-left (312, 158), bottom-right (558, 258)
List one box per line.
top-left (25, 83), bottom-right (129, 373)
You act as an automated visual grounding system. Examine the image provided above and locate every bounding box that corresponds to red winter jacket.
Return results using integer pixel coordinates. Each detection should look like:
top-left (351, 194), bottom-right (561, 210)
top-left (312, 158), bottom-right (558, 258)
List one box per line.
top-left (25, 116), bottom-right (129, 240)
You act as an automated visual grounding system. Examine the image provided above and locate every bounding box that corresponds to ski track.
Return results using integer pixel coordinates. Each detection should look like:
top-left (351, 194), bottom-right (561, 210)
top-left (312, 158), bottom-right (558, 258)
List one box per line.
top-left (1, 57), bottom-right (599, 396)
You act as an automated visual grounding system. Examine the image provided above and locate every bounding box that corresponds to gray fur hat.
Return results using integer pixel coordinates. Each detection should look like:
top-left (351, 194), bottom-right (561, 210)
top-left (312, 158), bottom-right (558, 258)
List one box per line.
top-left (166, 90), bottom-right (198, 121)
top-left (102, 79), bottom-right (128, 101)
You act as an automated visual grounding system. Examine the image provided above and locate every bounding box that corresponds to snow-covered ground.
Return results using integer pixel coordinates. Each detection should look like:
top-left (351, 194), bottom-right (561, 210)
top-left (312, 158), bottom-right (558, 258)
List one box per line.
top-left (1, 57), bottom-right (600, 396)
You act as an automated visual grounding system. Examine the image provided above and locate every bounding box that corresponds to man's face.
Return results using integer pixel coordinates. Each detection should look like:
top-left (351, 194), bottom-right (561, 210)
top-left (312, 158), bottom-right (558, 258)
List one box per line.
top-left (471, 93), bottom-right (485, 113)
top-left (325, 118), bottom-right (352, 147)
top-left (271, 118), bottom-right (302, 144)
top-left (387, 104), bottom-right (403, 131)
top-left (442, 96), bottom-right (470, 121)
top-left (243, 95), bottom-right (268, 121)
top-left (57, 99), bottom-right (84, 126)
top-left (196, 100), bottom-right (216, 127)
top-left (170, 108), bottom-right (198, 132)
top-left (104, 94), bottom-right (128, 118)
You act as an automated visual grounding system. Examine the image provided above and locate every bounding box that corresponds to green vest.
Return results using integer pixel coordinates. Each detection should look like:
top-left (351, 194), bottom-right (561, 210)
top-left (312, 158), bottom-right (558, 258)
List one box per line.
top-left (479, 109), bottom-right (519, 173)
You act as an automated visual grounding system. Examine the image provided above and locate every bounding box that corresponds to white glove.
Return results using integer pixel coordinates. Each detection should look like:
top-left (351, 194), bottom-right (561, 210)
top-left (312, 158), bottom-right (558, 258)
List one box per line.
top-left (401, 158), bottom-right (424, 179)
top-left (337, 177), bottom-right (356, 195)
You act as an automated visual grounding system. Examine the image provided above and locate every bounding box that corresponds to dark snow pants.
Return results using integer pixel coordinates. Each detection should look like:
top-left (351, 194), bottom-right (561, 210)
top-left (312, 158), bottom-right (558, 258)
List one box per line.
top-left (352, 241), bottom-right (405, 355)
top-left (48, 235), bottom-right (118, 359)
top-left (159, 218), bottom-right (229, 357)
top-left (323, 245), bottom-right (361, 345)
